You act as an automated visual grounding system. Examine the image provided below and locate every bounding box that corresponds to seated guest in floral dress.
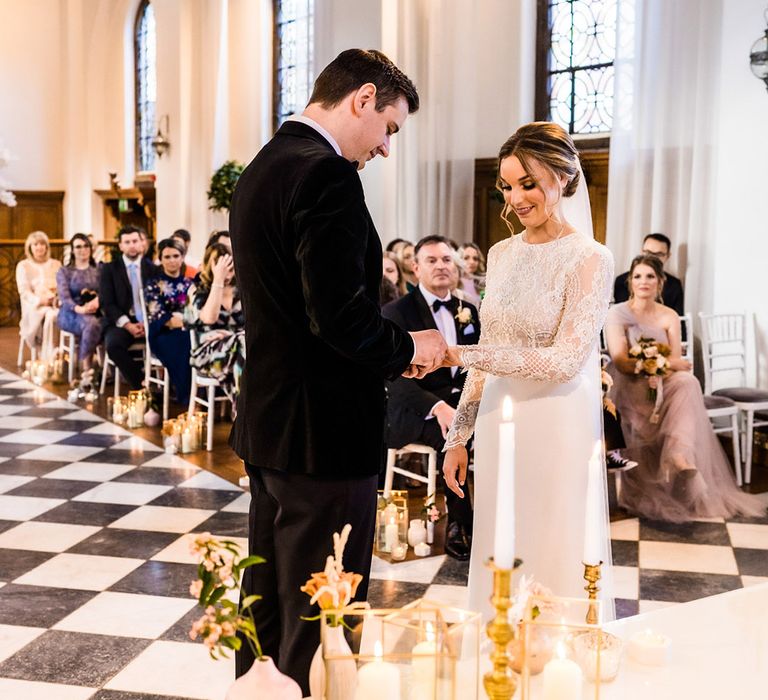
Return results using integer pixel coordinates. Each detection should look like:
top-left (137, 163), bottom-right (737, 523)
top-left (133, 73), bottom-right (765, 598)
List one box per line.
top-left (188, 243), bottom-right (245, 413)
top-left (56, 233), bottom-right (102, 373)
top-left (144, 238), bottom-right (193, 403)
top-left (16, 230), bottom-right (61, 361)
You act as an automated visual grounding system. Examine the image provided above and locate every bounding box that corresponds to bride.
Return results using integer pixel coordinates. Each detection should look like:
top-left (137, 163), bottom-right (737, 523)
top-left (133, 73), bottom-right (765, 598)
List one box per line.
top-left (441, 122), bottom-right (614, 618)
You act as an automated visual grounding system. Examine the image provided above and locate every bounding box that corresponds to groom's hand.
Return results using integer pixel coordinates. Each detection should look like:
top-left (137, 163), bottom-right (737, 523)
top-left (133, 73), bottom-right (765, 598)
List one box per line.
top-left (409, 329), bottom-right (447, 372)
top-left (443, 445), bottom-right (469, 498)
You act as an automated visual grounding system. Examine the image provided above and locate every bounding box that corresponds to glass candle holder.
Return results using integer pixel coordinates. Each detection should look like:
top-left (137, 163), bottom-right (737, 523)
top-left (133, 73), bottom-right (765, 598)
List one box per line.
top-left (30, 360), bottom-right (48, 386)
top-left (162, 419), bottom-right (182, 451)
top-left (375, 490), bottom-right (409, 555)
top-left (180, 420), bottom-right (196, 453)
top-left (109, 396), bottom-right (127, 425)
top-left (319, 599), bottom-right (482, 700)
top-left (520, 595), bottom-right (611, 699)
top-left (190, 412), bottom-right (207, 449)
top-left (127, 390), bottom-right (146, 428)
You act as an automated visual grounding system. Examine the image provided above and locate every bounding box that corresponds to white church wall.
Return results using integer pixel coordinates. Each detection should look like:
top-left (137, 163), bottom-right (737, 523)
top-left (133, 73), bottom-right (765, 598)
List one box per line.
top-left (712, 0), bottom-right (768, 388)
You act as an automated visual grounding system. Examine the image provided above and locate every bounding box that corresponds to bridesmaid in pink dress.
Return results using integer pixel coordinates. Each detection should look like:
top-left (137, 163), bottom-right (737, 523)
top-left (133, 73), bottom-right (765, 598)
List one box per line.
top-left (605, 255), bottom-right (765, 523)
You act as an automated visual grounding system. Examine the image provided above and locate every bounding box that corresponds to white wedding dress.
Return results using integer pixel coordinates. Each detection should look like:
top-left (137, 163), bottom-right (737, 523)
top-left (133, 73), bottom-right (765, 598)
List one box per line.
top-left (445, 231), bottom-right (615, 620)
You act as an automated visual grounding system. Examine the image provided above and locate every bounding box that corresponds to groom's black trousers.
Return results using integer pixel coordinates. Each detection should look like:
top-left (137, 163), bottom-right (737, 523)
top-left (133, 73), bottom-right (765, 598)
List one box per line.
top-left (236, 464), bottom-right (378, 695)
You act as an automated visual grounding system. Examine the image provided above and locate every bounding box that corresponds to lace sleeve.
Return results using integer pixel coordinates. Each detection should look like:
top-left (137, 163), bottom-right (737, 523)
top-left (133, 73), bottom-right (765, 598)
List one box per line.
top-left (444, 366), bottom-right (487, 450)
top-left (458, 247), bottom-right (613, 382)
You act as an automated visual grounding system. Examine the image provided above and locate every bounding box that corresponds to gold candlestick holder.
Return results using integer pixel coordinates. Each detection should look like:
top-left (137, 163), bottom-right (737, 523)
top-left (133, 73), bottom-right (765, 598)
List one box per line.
top-left (483, 557), bottom-right (522, 700)
top-left (583, 560), bottom-right (603, 625)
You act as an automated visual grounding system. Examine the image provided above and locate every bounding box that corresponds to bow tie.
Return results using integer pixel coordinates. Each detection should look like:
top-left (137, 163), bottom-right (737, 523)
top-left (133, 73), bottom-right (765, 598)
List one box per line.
top-left (432, 298), bottom-right (458, 313)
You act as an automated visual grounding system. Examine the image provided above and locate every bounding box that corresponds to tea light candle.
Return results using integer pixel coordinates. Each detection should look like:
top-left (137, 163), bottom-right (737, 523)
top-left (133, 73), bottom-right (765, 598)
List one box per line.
top-left (542, 642), bottom-right (582, 700)
top-left (628, 629), bottom-right (670, 666)
top-left (411, 622), bottom-right (437, 693)
top-left (391, 543), bottom-right (408, 561)
top-left (355, 640), bottom-right (400, 700)
top-left (414, 542), bottom-right (431, 557)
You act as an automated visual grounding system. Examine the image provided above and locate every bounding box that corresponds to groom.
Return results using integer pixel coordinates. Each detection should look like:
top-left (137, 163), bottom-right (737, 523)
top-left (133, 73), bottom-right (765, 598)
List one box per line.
top-left (228, 49), bottom-right (446, 693)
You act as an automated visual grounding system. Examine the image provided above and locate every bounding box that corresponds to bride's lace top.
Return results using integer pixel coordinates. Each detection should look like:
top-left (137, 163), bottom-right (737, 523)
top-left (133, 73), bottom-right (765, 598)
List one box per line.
top-left (444, 232), bottom-right (614, 449)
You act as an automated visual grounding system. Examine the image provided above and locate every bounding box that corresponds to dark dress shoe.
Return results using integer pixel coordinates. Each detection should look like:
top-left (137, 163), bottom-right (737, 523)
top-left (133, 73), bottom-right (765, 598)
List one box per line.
top-left (444, 521), bottom-right (471, 561)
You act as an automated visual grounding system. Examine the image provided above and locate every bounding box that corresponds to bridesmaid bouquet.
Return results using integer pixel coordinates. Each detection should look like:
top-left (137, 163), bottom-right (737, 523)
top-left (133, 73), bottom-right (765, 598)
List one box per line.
top-left (628, 337), bottom-right (671, 422)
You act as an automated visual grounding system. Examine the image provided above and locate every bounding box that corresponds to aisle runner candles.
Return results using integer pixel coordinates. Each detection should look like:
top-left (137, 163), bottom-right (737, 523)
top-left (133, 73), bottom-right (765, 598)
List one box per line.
top-left (127, 390), bottom-right (146, 428)
top-left (160, 413), bottom-right (207, 454)
top-left (583, 441), bottom-right (604, 565)
top-left (495, 396), bottom-right (515, 569)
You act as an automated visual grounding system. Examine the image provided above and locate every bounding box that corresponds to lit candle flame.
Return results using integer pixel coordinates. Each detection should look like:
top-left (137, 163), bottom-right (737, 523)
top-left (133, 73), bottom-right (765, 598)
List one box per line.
top-left (502, 396), bottom-right (514, 422)
top-left (374, 640), bottom-right (383, 659)
top-left (556, 640), bottom-right (567, 660)
top-left (425, 621), bottom-right (435, 643)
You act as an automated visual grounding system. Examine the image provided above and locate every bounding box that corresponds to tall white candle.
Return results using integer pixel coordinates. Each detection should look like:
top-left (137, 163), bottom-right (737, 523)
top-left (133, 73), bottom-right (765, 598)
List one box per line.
top-left (355, 640), bottom-right (401, 700)
top-left (385, 517), bottom-right (399, 553)
top-left (542, 642), bottom-right (583, 700)
top-left (583, 441), bottom-right (604, 565)
top-left (494, 396), bottom-right (515, 569)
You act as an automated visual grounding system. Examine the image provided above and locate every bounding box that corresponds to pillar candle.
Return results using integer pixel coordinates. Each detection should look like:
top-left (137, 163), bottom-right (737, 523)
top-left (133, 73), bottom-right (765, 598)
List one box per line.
top-left (583, 441), bottom-right (604, 565)
top-left (355, 641), bottom-right (401, 700)
top-left (542, 642), bottom-right (582, 700)
top-left (494, 396), bottom-right (515, 569)
top-left (411, 622), bottom-right (437, 693)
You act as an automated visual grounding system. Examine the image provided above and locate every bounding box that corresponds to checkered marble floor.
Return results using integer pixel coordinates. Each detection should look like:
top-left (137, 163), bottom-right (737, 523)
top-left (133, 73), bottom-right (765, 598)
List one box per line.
top-left (0, 367), bottom-right (766, 698)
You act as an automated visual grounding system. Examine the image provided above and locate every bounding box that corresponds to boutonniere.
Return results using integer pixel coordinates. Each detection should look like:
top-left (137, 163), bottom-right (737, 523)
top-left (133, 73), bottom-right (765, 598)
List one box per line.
top-left (455, 302), bottom-right (472, 327)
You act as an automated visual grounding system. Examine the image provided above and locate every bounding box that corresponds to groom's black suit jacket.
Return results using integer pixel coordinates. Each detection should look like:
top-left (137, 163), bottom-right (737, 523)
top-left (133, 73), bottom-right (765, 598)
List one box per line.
top-left (382, 288), bottom-right (480, 447)
top-left (99, 255), bottom-right (158, 328)
top-left (228, 121), bottom-right (414, 477)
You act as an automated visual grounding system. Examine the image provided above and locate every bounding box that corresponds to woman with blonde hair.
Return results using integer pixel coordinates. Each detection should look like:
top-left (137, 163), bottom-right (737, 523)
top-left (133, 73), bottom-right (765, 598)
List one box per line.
top-left (457, 242), bottom-right (486, 306)
top-left (16, 230), bottom-right (61, 361)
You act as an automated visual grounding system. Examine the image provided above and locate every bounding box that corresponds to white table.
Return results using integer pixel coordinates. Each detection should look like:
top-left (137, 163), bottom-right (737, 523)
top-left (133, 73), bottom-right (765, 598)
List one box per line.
top-left (600, 583), bottom-right (768, 699)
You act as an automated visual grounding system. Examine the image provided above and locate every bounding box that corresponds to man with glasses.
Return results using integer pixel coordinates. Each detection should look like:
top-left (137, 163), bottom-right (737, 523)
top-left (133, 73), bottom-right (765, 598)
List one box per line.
top-left (613, 233), bottom-right (684, 315)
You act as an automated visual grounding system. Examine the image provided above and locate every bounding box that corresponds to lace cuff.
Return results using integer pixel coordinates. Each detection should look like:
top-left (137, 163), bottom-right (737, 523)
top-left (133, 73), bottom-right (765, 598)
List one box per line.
top-left (443, 400), bottom-right (480, 450)
top-left (459, 346), bottom-right (522, 377)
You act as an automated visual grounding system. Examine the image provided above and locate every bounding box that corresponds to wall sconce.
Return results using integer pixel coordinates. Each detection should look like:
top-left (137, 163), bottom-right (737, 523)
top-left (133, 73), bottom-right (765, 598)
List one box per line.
top-left (749, 7), bottom-right (768, 92)
top-left (151, 114), bottom-right (171, 158)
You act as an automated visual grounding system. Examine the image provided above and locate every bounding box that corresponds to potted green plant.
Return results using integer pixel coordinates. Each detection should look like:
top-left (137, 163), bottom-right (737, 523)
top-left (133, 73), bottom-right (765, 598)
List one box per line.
top-left (207, 160), bottom-right (245, 212)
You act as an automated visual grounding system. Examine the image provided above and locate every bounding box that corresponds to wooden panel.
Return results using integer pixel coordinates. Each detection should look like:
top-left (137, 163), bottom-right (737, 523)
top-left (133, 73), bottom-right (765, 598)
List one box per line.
top-left (95, 180), bottom-right (156, 241)
top-left (580, 149), bottom-right (609, 245)
top-left (0, 191), bottom-right (65, 240)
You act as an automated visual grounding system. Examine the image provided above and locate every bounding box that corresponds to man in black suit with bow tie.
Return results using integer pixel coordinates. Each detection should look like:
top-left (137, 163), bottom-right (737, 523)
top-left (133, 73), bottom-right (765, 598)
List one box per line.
top-left (228, 50), bottom-right (447, 693)
top-left (382, 236), bottom-right (479, 561)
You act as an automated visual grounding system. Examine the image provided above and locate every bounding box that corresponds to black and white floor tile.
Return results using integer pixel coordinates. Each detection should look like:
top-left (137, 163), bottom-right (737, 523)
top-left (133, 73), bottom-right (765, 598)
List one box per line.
top-left (0, 367), bottom-right (766, 698)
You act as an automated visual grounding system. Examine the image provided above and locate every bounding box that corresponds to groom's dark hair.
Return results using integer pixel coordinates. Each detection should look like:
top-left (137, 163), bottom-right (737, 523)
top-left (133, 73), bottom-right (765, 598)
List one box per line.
top-left (308, 49), bottom-right (419, 113)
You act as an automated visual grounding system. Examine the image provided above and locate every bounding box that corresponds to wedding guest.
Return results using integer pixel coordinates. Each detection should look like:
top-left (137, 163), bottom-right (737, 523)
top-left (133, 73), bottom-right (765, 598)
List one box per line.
top-left (189, 243), bottom-right (245, 413)
top-left (145, 238), bottom-right (193, 403)
top-left (171, 228), bottom-right (198, 279)
top-left (100, 225), bottom-right (158, 390)
top-left (206, 229), bottom-right (231, 253)
top-left (458, 242), bottom-right (486, 306)
top-left (385, 238), bottom-right (408, 253)
top-left (383, 235), bottom-right (479, 560)
top-left (16, 230), bottom-right (61, 361)
top-left (383, 252), bottom-right (407, 297)
top-left (396, 241), bottom-right (417, 291)
top-left (56, 233), bottom-right (102, 373)
top-left (605, 254), bottom-right (764, 522)
top-left (613, 233), bottom-right (684, 315)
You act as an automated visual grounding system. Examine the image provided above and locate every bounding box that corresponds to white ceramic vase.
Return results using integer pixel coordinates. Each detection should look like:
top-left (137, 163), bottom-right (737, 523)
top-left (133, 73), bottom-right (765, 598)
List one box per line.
top-left (309, 624), bottom-right (358, 700)
top-left (225, 656), bottom-right (302, 700)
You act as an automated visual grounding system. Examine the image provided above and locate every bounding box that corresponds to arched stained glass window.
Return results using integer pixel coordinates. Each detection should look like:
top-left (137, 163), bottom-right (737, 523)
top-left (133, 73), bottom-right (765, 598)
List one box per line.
top-left (537, 0), bottom-right (618, 135)
top-left (273, 0), bottom-right (314, 130)
top-left (135, 0), bottom-right (157, 173)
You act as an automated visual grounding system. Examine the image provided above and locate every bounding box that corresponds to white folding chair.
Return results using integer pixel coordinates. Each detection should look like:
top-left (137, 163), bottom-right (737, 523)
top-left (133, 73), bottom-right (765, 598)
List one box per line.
top-left (383, 443), bottom-right (438, 501)
top-left (58, 330), bottom-right (78, 384)
top-left (679, 314), bottom-right (742, 485)
top-left (17, 334), bottom-right (37, 366)
top-left (699, 312), bottom-right (768, 484)
top-left (99, 342), bottom-right (146, 398)
top-left (188, 329), bottom-right (228, 451)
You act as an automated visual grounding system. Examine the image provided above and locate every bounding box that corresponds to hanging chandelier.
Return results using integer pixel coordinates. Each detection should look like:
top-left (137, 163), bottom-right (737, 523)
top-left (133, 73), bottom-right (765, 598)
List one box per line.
top-left (749, 7), bottom-right (768, 92)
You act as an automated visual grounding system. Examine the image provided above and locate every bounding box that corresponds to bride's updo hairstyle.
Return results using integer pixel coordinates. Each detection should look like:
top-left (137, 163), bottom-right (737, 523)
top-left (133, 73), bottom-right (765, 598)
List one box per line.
top-left (627, 254), bottom-right (666, 302)
top-left (496, 122), bottom-right (580, 199)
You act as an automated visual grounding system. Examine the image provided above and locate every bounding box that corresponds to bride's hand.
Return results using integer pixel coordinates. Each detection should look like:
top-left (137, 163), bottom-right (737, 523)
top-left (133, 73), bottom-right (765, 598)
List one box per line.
top-left (443, 445), bottom-right (468, 498)
top-left (440, 346), bottom-right (462, 369)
